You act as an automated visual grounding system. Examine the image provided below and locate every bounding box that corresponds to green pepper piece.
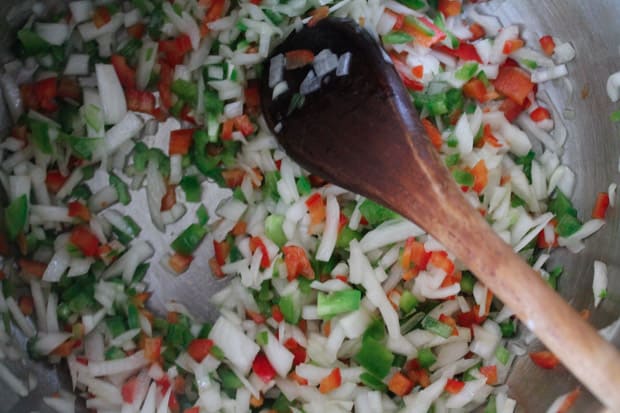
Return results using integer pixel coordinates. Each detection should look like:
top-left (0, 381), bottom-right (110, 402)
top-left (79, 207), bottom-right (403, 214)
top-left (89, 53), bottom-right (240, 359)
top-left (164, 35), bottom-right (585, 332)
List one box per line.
top-left (171, 224), bottom-right (208, 255)
top-left (317, 289), bottom-right (362, 318)
top-left (180, 175), bottom-right (202, 202)
top-left (354, 336), bottom-right (394, 379)
top-left (5, 194), bottom-right (28, 240)
top-left (265, 214), bottom-right (287, 247)
top-left (109, 173), bottom-right (131, 205)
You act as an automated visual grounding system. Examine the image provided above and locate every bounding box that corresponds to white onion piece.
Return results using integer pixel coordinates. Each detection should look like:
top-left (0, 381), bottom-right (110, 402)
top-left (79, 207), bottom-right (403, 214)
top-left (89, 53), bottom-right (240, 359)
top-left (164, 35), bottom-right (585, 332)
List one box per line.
top-left (95, 64), bottom-right (127, 125)
top-left (33, 333), bottom-right (73, 356)
top-left (0, 362), bottom-right (28, 397)
top-left (315, 195), bottom-right (339, 261)
top-left (531, 64), bottom-right (568, 83)
top-left (137, 41), bottom-right (158, 91)
top-left (593, 260), bottom-right (608, 308)
top-left (300, 70), bottom-right (320, 95)
top-left (607, 71), bottom-right (620, 102)
top-left (209, 316), bottom-right (259, 375)
top-left (35, 23), bottom-right (69, 46)
top-left (269, 54), bottom-right (284, 88)
top-left (0, 74), bottom-right (24, 122)
top-left (69, 1), bottom-right (94, 24)
top-left (609, 183), bottom-right (617, 207)
top-left (553, 42), bottom-right (576, 64)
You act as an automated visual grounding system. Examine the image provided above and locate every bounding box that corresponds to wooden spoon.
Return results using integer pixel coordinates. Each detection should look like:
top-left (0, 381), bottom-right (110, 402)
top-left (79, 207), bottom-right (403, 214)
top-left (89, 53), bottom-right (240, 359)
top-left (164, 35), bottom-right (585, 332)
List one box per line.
top-left (260, 18), bottom-right (620, 410)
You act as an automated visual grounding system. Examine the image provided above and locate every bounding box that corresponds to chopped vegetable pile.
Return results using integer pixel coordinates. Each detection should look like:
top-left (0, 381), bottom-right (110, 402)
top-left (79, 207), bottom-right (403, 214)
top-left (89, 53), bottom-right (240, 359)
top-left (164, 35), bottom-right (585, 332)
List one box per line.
top-left (0, 0), bottom-right (616, 412)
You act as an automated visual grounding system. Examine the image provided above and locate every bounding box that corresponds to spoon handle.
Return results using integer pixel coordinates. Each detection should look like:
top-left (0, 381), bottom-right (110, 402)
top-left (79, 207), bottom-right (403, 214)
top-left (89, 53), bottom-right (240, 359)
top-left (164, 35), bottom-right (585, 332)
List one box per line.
top-left (403, 172), bottom-right (620, 410)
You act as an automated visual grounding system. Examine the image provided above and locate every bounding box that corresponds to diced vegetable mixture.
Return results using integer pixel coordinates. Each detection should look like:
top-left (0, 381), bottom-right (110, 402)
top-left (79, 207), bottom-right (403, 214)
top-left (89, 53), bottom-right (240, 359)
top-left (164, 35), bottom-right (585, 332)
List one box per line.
top-left (0, 0), bottom-right (613, 412)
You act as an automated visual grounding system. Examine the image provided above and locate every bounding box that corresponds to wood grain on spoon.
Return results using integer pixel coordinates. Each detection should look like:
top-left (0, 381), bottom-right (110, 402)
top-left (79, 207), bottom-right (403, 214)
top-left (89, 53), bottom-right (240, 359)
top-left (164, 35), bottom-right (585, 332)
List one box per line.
top-left (260, 18), bottom-right (620, 410)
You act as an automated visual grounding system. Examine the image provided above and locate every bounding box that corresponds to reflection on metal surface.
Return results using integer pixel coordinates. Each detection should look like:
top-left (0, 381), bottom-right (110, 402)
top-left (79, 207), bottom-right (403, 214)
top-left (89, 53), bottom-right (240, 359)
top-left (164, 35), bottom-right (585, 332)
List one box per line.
top-left (0, 0), bottom-right (618, 412)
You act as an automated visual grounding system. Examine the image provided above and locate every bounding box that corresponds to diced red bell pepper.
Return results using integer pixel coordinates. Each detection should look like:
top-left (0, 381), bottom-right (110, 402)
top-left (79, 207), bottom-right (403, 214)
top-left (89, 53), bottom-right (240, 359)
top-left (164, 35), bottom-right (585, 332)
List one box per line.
top-left (479, 365), bottom-right (498, 385)
top-left (530, 106), bottom-right (551, 122)
top-left (438, 0), bottom-right (461, 17)
top-left (45, 170), bottom-right (69, 193)
top-left (308, 5), bottom-right (329, 27)
top-left (592, 192), bottom-right (610, 219)
top-left (463, 78), bottom-right (488, 103)
top-left (493, 66), bottom-right (534, 106)
top-left (402, 76), bottom-right (425, 92)
top-left (143, 337), bottom-right (162, 362)
top-left (169, 253), bottom-right (193, 273)
top-left (388, 372), bottom-right (414, 396)
top-left (127, 23), bottom-right (146, 39)
top-left (384, 9), bottom-right (404, 31)
top-left (51, 338), bottom-right (79, 357)
top-left (18, 295), bottom-right (34, 316)
top-left (401, 17), bottom-right (446, 49)
top-left (285, 50), bottom-right (315, 70)
top-left (126, 89), bottom-right (156, 114)
top-left (539, 35), bottom-right (555, 56)
top-left (159, 35), bottom-right (193, 67)
top-left (401, 237), bottom-right (431, 270)
top-left (168, 393), bottom-right (180, 413)
top-left (439, 313), bottom-right (459, 335)
top-left (305, 193), bottom-right (326, 226)
top-left (471, 160), bottom-right (488, 194)
top-left (319, 367), bottom-right (341, 394)
top-left (93, 6), bottom-right (112, 28)
top-left (200, 0), bottom-right (226, 37)
top-left (284, 338), bottom-right (307, 366)
top-left (209, 257), bottom-right (225, 278)
top-left (469, 23), bottom-right (485, 40)
top-left (429, 251), bottom-right (455, 276)
top-left (434, 43), bottom-right (481, 63)
top-left (159, 62), bottom-right (174, 110)
top-left (18, 258), bottom-right (47, 278)
top-left (222, 168), bottom-right (246, 188)
top-left (68, 201), bottom-right (91, 222)
top-left (252, 352), bottom-right (277, 383)
top-left (411, 64), bottom-right (424, 79)
top-left (244, 84), bottom-right (260, 109)
top-left (480, 124), bottom-right (502, 148)
top-left (499, 98), bottom-right (525, 123)
top-left (111, 55), bottom-right (136, 90)
top-left (537, 219), bottom-right (558, 248)
top-left (557, 387), bottom-right (581, 413)
top-left (221, 119), bottom-right (234, 141)
top-left (122, 376), bottom-right (139, 403)
top-left (456, 309), bottom-right (486, 328)
top-left (184, 408), bottom-right (200, 413)
top-left (57, 77), bottom-right (82, 102)
top-left (271, 305), bottom-right (284, 323)
top-left (169, 129), bottom-right (195, 156)
top-left (444, 378), bottom-right (465, 394)
top-left (160, 185), bottom-right (177, 212)
top-left (187, 338), bottom-right (214, 362)
top-left (421, 118), bottom-right (443, 150)
top-left (282, 245), bottom-right (315, 281)
top-left (249, 236), bottom-right (271, 268)
top-left (233, 114), bottom-right (255, 136)
top-left (502, 38), bottom-right (524, 55)
top-left (70, 226), bottom-right (100, 257)
top-left (529, 350), bottom-right (560, 369)
top-left (34, 77), bottom-right (59, 112)
top-left (246, 309), bottom-right (266, 324)
top-left (213, 239), bottom-right (230, 266)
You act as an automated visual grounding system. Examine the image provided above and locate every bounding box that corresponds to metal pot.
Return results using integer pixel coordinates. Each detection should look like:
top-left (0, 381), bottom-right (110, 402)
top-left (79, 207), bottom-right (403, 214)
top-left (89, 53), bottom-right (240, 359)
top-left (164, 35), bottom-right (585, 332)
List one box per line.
top-left (0, 0), bottom-right (618, 412)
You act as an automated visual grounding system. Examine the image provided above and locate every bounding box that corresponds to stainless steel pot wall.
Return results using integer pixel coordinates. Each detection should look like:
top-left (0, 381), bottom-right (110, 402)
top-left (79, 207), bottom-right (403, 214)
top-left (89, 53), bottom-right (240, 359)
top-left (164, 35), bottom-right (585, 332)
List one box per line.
top-left (0, 1), bottom-right (618, 412)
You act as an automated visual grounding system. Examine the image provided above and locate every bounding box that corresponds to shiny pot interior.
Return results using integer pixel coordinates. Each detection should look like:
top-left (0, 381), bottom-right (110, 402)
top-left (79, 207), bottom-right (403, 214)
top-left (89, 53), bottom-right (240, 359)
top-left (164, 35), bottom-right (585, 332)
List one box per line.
top-left (0, 0), bottom-right (619, 412)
